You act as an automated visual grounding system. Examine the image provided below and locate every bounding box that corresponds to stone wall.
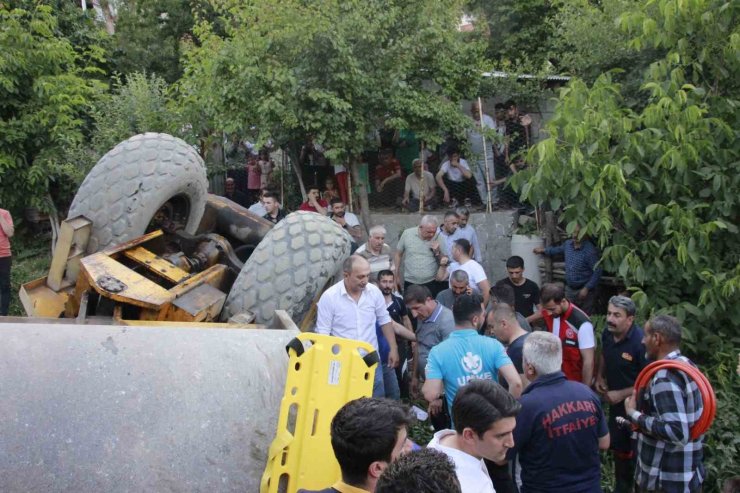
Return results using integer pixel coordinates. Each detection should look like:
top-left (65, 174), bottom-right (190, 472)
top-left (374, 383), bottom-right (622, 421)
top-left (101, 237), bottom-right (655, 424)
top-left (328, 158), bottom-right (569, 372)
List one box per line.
top-left (367, 211), bottom-right (516, 283)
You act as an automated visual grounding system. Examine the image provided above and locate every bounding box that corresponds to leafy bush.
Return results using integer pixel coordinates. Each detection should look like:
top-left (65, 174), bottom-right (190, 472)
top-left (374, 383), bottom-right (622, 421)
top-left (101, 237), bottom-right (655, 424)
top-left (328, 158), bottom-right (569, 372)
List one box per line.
top-left (0, 4), bottom-right (106, 212)
top-left (516, 0), bottom-right (739, 355)
top-left (91, 71), bottom-right (192, 157)
top-left (514, 0), bottom-right (739, 488)
top-left (701, 345), bottom-right (740, 490)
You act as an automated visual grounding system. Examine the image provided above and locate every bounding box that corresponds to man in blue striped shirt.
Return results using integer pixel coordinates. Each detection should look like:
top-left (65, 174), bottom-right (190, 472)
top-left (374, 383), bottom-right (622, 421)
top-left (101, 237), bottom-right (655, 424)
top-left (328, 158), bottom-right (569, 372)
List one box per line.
top-left (534, 224), bottom-right (602, 314)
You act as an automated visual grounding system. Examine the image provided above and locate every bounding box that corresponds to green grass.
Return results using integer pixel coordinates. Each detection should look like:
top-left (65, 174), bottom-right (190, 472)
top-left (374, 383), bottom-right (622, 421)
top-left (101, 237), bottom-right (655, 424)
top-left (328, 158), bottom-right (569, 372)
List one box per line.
top-left (7, 230), bottom-right (53, 316)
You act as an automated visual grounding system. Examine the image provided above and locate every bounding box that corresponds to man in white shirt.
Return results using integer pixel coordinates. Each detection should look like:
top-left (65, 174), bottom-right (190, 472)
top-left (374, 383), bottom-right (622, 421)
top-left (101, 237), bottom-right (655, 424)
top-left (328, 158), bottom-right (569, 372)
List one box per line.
top-left (448, 239), bottom-right (490, 307)
top-left (428, 379), bottom-right (521, 493)
top-left (316, 256), bottom-right (399, 398)
top-left (436, 146), bottom-right (473, 206)
top-left (329, 197), bottom-right (362, 243)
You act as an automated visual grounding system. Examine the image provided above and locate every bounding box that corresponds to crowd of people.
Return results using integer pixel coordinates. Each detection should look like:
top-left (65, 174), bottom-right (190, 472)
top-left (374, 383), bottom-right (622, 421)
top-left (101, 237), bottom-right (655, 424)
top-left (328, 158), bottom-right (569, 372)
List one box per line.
top-left (301, 210), bottom-right (708, 493)
top-left (225, 100), bottom-right (534, 214)
top-left (0, 104), bottom-right (713, 492)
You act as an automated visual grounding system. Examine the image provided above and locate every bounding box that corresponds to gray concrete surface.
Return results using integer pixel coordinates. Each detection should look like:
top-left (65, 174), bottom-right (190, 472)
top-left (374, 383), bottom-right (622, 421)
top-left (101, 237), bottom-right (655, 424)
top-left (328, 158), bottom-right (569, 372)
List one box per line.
top-left (369, 211), bottom-right (516, 283)
top-left (0, 322), bottom-right (297, 492)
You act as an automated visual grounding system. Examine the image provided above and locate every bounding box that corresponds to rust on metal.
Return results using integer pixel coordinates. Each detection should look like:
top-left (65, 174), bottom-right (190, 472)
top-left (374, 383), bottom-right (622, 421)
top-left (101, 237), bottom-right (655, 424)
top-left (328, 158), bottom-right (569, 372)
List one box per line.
top-left (18, 277), bottom-right (69, 318)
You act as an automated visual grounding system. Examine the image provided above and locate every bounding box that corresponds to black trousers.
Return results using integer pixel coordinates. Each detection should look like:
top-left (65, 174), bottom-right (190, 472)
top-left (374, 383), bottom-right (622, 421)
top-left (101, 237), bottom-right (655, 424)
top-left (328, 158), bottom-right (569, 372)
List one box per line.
top-left (614, 453), bottom-right (636, 493)
top-left (442, 176), bottom-right (476, 204)
top-left (430, 398), bottom-right (451, 431)
top-left (0, 256), bottom-right (11, 316)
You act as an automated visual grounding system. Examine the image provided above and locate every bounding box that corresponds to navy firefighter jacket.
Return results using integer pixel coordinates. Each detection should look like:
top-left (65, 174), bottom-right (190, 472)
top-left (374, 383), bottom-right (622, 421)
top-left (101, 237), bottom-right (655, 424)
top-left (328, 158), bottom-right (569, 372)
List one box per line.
top-left (508, 371), bottom-right (608, 493)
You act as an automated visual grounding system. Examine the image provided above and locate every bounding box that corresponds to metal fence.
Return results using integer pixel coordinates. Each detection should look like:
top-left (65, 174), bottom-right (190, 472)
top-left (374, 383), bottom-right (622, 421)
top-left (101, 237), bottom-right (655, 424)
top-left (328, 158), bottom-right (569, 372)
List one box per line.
top-left (207, 104), bottom-right (539, 217)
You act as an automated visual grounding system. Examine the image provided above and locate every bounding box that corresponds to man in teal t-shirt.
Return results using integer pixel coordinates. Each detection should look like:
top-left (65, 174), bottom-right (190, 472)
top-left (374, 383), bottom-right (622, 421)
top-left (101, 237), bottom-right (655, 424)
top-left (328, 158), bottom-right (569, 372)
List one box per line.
top-left (422, 294), bottom-right (523, 417)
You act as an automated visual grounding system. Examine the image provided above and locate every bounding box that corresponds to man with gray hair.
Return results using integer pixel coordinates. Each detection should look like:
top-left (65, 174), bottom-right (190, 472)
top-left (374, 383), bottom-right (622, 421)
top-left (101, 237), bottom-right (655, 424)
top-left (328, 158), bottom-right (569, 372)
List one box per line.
top-left (395, 215), bottom-right (450, 296)
top-left (356, 225), bottom-right (395, 282)
top-left (402, 158), bottom-right (436, 212)
top-left (435, 270), bottom-right (471, 310)
top-left (625, 315), bottom-right (706, 493)
top-left (508, 331), bottom-right (609, 492)
top-left (595, 295), bottom-right (647, 493)
top-left (316, 255), bottom-right (399, 398)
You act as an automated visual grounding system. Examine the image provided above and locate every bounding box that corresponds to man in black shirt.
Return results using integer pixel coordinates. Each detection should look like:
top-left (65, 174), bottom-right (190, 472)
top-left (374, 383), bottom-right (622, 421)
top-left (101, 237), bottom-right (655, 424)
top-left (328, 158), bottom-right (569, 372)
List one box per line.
top-left (595, 295), bottom-right (647, 493)
top-left (262, 191), bottom-right (286, 224)
top-left (484, 304), bottom-right (529, 493)
top-left (496, 256), bottom-right (540, 321)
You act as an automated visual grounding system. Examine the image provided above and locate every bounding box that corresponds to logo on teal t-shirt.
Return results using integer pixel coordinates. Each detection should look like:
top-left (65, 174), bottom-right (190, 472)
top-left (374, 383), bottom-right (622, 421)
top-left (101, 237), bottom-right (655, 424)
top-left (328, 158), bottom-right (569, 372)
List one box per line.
top-left (426, 329), bottom-right (512, 409)
top-left (458, 350), bottom-right (494, 386)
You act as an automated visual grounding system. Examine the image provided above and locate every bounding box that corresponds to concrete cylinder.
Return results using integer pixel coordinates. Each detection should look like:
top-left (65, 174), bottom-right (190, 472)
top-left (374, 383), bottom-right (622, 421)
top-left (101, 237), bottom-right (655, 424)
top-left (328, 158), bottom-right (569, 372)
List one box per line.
top-left (0, 321), bottom-right (297, 492)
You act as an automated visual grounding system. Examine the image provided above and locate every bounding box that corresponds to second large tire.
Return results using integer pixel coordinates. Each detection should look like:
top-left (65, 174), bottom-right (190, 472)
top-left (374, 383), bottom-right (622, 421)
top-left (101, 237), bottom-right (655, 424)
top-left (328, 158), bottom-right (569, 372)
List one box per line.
top-left (68, 133), bottom-right (208, 253)
top-left (222, 211), bottom-right (353, 327)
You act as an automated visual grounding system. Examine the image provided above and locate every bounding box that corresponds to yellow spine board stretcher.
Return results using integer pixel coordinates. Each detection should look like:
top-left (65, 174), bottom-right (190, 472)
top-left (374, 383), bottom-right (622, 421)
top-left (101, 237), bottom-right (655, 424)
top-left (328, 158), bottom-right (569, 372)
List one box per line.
top-left (261, 333), bottom-right (379, 493)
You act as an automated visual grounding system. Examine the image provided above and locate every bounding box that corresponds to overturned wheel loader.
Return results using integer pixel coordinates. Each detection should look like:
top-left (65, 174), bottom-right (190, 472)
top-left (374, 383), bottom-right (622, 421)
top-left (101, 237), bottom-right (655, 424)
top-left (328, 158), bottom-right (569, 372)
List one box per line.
top-left (2, 133), bottom-right (355, 492)
top-left (19, 132), bottom-right (353, 329)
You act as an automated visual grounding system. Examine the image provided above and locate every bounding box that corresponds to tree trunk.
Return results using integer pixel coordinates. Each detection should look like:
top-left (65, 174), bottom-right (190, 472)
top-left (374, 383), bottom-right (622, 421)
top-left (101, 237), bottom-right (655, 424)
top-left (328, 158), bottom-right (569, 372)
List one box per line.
top-left (285, 143), bottom-right (306, 200)
top-left (350, 157), bottom-right (371, 234)
top-left (95, 0), bottom-right (117, 35)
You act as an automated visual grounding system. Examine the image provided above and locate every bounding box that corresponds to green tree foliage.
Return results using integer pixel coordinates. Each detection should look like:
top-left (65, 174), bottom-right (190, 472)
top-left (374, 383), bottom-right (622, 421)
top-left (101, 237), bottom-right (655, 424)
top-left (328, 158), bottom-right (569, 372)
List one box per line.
top-left (111, 0), bottom-right (224, 84)
top-left (517, 0), bottom-right (739, 485)
top-left (548, 0), bottom-right (662, 105)
top-left (179, 0), bottom-right (486, 219)
top-left (550, 0), bottom-right (638, 79)
top-left (111, 0), bottom-right (194, 83)
top-left (466, 0), bottom-right (557, 68)
top-left (91, 72), bottom-right (191, 156)
top-left (0, 4), bottom-right (107, 212)
top-left (49, 0), bottom-right (112, 78)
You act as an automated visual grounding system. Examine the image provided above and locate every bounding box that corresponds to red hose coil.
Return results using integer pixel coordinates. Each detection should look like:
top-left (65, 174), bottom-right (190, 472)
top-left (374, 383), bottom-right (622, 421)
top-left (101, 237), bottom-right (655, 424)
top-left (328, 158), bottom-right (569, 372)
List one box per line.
top-left (633, 360), bottom-right (717, 440)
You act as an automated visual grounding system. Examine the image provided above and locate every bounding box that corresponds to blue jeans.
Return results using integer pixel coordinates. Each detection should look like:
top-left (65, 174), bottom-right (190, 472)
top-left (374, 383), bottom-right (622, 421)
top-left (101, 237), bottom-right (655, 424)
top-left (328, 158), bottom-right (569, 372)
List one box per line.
top-left (372, 363), bottom-right (385, 398)
top-left (382, 364), bottom-right (400, 400)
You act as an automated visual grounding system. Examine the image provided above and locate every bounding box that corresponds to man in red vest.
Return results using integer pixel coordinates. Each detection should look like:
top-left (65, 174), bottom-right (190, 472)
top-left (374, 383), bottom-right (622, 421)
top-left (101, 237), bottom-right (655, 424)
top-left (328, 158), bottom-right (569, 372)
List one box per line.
top-left (539, 282), bottom-right (595, 386)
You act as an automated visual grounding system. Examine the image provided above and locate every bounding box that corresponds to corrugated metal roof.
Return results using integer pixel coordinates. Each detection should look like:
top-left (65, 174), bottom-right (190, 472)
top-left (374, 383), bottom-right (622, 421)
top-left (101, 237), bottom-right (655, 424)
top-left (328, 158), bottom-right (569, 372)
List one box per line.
top-left (482, 71), bottom-right (571, 82)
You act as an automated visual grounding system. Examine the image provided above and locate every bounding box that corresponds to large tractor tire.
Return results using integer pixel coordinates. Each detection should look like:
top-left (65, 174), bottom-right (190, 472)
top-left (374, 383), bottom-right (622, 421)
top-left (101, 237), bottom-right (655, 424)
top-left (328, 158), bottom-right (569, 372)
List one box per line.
top-left (222, 211), bottom-right (353, 327)
top-left (68, 133), bottom-right (208, 253)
